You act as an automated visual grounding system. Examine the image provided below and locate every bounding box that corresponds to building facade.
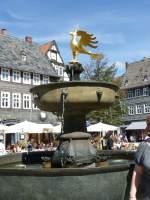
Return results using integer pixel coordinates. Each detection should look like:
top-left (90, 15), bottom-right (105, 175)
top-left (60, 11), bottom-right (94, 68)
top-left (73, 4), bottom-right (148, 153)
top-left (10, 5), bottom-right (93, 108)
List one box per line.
top-left (122, 57), bottom-right (150, 125)
top-left (0, 29), bottom-right (65, 125)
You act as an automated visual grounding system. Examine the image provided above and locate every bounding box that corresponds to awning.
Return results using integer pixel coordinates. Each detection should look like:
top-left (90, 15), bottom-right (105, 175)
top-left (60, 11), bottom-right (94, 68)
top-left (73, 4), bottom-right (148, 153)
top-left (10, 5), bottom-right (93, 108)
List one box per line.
top-left (126, 121), bottom-right (146, 130)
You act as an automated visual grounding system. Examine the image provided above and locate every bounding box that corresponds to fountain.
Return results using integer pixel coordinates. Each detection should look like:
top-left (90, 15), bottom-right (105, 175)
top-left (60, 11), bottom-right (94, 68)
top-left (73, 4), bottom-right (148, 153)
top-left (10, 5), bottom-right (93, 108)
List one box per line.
top-left (30, 30), bottom-right (118, 168)
top-left (0, 30), bottom-right (134, 200)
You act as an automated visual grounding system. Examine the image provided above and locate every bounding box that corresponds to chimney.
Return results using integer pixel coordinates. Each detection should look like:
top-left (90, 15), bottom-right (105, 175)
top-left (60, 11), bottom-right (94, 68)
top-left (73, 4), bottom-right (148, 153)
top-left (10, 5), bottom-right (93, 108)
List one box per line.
top-left (125, 62), bottom-right (128, 72)
top-left (25, 36), bottom-right (32, 44)
top-left (0, 28), bottom-right (8, 35)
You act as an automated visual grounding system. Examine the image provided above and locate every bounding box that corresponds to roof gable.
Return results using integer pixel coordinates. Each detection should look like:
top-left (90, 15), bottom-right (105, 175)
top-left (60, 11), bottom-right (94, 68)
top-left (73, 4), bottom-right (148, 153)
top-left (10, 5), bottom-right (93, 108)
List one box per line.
top-left (40, 40), bottom-right (64, 64)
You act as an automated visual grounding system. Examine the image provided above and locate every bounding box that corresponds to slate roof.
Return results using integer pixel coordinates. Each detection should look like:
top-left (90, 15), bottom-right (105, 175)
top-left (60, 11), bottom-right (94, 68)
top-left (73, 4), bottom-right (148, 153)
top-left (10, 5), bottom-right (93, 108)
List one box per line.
top-left (122, 57), bottom-right (150, 89)
top-left (0, 33), bottom-right (58, 77)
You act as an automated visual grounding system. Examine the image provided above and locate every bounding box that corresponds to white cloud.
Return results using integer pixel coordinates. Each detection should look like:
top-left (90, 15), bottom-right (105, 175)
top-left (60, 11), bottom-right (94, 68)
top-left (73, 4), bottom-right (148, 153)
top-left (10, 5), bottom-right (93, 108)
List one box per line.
top-left (6, 10), bottom-right (24, 21)
top-left (6, 10), bottom-right (33, 21)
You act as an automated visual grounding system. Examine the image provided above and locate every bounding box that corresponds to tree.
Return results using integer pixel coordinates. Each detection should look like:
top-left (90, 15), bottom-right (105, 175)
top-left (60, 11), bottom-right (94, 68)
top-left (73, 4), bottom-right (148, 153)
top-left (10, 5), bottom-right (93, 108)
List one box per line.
top-left (82, 58), bottom-right (117, 82)
top-left (83, 58), bottom-right (126, 126)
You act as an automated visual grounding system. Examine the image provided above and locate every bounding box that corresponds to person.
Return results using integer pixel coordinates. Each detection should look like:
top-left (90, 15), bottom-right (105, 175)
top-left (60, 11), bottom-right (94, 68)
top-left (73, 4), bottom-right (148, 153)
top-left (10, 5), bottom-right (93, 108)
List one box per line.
top-left (0, 140), bottom-right (5, 155)
top-left (113, 132), bottom-right (122, 149)
top-left (129, 115), bottom-right (150, 200)
top-left (105, 131), bottom-right (114, 150)
top-left (27, 141), bottom-right (32, 152)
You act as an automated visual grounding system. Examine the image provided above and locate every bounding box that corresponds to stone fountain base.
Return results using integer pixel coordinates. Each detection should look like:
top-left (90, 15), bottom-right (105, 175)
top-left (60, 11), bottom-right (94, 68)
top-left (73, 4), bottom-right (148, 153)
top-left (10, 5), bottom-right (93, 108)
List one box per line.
top-left (52, 132), bottom-right (97, 167)
top-left (0, 151), bottom-right (134, 200)
top-left (0, 167), bottom-right (132, 200)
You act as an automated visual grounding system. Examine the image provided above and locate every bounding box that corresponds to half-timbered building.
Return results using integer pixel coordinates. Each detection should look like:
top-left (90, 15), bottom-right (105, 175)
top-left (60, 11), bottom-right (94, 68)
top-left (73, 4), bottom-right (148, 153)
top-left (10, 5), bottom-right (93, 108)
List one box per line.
top-left (0, 29), bottom-right (65, 125)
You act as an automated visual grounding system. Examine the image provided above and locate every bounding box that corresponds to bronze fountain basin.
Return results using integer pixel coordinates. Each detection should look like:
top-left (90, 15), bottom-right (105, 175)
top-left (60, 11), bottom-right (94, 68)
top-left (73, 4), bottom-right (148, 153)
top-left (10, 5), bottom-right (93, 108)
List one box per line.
top-left (30, 81), bottom-right (118, 114)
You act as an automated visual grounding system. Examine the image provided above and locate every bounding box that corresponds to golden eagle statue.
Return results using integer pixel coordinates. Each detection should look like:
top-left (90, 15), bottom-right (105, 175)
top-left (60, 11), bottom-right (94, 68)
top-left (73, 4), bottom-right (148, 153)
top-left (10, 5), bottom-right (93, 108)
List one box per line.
top-left (70, 29), bottom-right (103, 62)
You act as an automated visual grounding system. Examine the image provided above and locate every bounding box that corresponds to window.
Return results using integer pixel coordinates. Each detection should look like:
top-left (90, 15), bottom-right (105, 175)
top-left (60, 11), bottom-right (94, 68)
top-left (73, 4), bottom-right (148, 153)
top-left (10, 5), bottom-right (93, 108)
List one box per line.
top-left (59, 67), bottom-right (64, 76)
top-left (127, 91), bottom-right (134, 99)
top-left (1, 68), bottom-right (10, 81)
top-left (23, 94), bottom-right (31, 109)
top-left (50, 51), bottom-right (57, 60)
top-left (12, 70), bottom-right (21, 83)
top-left (128, 106), bottom-right (134, 115)
top-left (143, 87), bottom-right (149, 96)
top-left (33, 103), bottom-right (39, 110)
top-left (33, 74), bottom-right (40, 85)
top-left (12, 93), bottom-right (21, 109)
top-left (22, 55), bottom-right (27, 62)
top-left (1, 92), bottom-right (10, 108)
top-left (43, 76), bottom-right (49, 84)
top-left (135, 89), bottom-right (141, 97)
top-left (23, 72), bottom-right (31, 84)
top-left (144, 104), bottom-right (150, 113)
top-left (136, 105), bottom-right (142, 114)
top-left (21, 51), bottom-right (27, 62)
top-left (54, 65), bottom-right (64, 76)
top-left (54, 66), bottom-right (59, 75)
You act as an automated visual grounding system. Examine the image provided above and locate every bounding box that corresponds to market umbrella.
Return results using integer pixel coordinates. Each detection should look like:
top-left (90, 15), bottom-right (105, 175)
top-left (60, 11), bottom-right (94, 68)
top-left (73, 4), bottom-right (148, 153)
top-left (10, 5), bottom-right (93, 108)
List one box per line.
top-left (0, 124), bottom-right (8, 132)
top-left (6, 120), bottom-right (44, 133)
top-left (52, 124), bottom-right (61, 134)
top-left (87, 122), bottom-right (119, 133)
top-left (37, 123), bottom-right (54, 133)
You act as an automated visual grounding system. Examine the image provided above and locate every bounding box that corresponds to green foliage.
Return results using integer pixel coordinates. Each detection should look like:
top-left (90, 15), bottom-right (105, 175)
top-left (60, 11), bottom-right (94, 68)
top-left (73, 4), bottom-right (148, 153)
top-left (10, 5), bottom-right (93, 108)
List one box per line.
top-left (84, 58), bottom-right (126, 126)
top-left (18, 140), bottom-right (27, 149)
top-left (82, 58), bottom-right (117, 82)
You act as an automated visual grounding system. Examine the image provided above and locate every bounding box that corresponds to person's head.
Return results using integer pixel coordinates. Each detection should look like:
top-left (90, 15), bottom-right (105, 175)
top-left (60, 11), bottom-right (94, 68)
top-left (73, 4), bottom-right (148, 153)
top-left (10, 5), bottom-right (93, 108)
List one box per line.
top-left (105, 131), bottom-right (113, 139)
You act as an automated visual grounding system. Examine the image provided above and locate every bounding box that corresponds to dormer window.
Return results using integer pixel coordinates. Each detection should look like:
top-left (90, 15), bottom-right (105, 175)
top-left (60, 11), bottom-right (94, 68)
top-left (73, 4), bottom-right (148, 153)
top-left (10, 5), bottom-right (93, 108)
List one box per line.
top-left (21, 51), bottom-right (27, 62)
top-left (22, 55), bottom-right (27, 61)
top-left (144, 75), bottom-right (148, 81)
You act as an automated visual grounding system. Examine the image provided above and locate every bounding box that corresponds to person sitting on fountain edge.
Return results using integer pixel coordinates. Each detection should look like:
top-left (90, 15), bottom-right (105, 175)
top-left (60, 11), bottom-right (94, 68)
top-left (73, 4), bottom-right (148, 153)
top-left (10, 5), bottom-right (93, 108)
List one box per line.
top-left (129, 114), bottom-right (150, 200)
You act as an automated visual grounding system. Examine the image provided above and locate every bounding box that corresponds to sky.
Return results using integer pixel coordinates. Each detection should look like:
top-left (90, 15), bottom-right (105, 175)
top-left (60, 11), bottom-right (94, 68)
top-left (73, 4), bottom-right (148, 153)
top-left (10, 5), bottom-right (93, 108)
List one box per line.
top-left (1, 0), bottom-right (150, 75)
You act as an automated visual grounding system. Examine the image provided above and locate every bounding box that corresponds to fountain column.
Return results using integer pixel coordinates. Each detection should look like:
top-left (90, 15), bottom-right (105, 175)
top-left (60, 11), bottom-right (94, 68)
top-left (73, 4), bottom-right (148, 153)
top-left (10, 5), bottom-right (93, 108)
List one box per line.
top-left (63, 113), bottom-right (86, 133)
top-left (62, 62), bottom-right (87, 134)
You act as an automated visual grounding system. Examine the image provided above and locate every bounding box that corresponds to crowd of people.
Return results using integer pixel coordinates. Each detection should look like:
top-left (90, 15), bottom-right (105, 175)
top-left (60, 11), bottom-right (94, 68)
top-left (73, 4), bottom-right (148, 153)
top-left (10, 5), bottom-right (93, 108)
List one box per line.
top-left (91, 131), bottom-right (128, 150)
top-left (4, 138), bottom-right (59, 154)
